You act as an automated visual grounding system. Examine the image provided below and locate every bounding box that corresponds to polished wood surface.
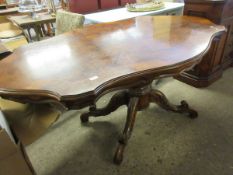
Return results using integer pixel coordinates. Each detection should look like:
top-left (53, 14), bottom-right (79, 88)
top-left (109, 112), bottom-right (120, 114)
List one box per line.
top-left (0, 16), bottom-right (224, 101)
top-left (177, 0), bottom-right (233, 87)
top-left (0, 16), bottom-right (225, 164)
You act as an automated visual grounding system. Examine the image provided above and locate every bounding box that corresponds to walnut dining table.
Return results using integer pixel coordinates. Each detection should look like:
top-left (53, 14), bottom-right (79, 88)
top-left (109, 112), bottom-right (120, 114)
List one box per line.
top-left (0, 16), bottom-right (225, 164)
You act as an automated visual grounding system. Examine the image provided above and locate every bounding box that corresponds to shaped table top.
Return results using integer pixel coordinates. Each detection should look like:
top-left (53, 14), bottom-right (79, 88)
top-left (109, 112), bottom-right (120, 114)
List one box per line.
top-left (0, 16), bottom-right (225, 102)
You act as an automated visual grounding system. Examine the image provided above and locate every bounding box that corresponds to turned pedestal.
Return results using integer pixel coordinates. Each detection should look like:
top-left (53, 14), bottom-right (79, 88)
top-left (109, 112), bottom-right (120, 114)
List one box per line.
top-left (80, 84), bottom-right (197, 164)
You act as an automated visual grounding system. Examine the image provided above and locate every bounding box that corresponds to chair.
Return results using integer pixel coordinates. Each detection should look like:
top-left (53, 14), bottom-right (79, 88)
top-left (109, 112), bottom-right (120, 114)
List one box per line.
top-left (55, 10), bottom-right (85, 35)
top-left (0, 97), bottom-right (60, 145)
top-left (0, 22), bottom-right (28, 57)
top-left (0, 16), bottom-right (9, 24)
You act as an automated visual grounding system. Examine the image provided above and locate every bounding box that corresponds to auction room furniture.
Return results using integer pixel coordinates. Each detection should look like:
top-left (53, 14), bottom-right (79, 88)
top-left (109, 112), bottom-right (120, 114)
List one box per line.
top-left (84, 2), bottom-right (184, 24)
top-left (0, 16), bottom-right (224, 164)
top-left (68, 0), bottom-right (181, 13)
top-left (176, 0), bottom-right (233, 87)
top-left (0, 22), bottom-right (22, 38)
top-left (0, 16), bottom-right (10, 23)
top-left (8, 12), bottom-right (56, 41)
top-left (0, 6), bottom-right (18, 15)
top-left (55, 10), bottom-right (85, 35)
top-left (68, 0), bottom-right (136, 13)
top-left (0, 35), bottom-right (28, 52)
top-left (0, 22), bottom-right (28, 57)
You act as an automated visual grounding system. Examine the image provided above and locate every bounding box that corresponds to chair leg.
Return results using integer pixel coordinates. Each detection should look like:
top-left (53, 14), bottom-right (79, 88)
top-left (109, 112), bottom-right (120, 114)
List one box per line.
top-left (26, 28), bottom-right (33, 42)
top-left (41, 24), bottom-right (46, 36)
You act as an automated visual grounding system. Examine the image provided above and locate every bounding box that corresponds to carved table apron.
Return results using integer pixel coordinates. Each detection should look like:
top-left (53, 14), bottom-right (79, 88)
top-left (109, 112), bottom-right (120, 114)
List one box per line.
top-left (0, 16), bottom-right (225, 164)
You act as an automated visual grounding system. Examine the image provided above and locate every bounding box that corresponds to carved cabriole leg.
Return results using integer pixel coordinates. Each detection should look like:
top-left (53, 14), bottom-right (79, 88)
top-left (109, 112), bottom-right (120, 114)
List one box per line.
top-left (149, 89), bottom-right (198, 118)
top-left (114, 97), bottom-right (139, 164)
top-left (80, 91), bottom-right (129, 123)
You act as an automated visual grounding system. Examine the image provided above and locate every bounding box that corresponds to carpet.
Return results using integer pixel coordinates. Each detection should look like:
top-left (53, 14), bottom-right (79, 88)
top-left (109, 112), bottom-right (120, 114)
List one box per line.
top-left (27, 68), bottom-right (233, 175)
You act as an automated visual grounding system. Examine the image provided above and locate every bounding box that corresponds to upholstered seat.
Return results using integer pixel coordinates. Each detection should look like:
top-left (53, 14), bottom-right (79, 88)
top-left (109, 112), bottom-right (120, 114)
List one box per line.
top-left (0, 16), bottom-right (9, 24)
top-left (55, 10), bottom-right (85, 35)
top-left (0, 98), bottom-right (60, 145)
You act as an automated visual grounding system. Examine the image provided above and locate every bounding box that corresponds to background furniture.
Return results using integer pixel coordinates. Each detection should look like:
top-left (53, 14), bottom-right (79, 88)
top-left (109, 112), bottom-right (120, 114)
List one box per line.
top-left (0, 98), bottom-right (60, 146)
top-left (0, 15), bottom-right (10, 23)
top-left (100, 0), bottom-right (119, 10)
top-left (8, 12), bottom-right (56, 41)
top-left (0, 6), bottom-right (18, 15)
top-left (176, 0), bottom-right (233, 87)
top-left (55, 10), bottom-right (85, 35)
top-left (0, 16), bottom-right (224, 164)
top-left (69, 0), bottom-right (99, 14)
top-left (0, 22), bottom-right (23, 38)
top-left (68, 0), bottom-right (136, 14)
top-left (68, 0), bottom-right (183, 13)
top-left (0, 22), bottom-right (28, 54)
top-left (1, 35), bottom-right (28, 51)
top-left (85, 2), bottom-right (183, 24)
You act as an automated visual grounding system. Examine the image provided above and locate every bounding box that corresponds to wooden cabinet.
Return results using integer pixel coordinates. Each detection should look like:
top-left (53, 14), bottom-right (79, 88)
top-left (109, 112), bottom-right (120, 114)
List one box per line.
top-left (176, 0), bottom-right (233, 87)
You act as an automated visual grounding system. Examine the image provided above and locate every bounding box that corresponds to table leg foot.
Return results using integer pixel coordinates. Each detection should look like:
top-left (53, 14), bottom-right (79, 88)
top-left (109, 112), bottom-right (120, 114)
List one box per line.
top-left (80, 112), bottom-right (90, 123)
top-left (149, 89), bottom-right (198, 118)
top-left (80, 91), bottom-right (129, 123)
top-left (113, 143), bottom-right (125, 165)
top-left (113, 97), bottom-right (139, 164)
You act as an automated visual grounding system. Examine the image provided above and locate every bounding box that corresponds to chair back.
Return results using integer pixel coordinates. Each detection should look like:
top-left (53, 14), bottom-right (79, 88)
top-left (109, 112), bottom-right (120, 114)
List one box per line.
top-left (55, 10), bottom-right (85, 35)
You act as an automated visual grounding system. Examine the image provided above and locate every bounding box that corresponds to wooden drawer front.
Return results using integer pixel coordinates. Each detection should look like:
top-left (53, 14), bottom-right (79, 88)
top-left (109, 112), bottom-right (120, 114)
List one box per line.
top-left (69, 0), bottom-right (99, 14)
top-left (100, 0), bottom-right (119, 10)
top-left (120, 0), bottom-right (136, 6)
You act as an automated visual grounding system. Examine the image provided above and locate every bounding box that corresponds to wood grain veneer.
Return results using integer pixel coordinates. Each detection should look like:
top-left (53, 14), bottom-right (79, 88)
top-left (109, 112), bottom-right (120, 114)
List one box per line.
top-left (0, 16), bottom-right (224, 102)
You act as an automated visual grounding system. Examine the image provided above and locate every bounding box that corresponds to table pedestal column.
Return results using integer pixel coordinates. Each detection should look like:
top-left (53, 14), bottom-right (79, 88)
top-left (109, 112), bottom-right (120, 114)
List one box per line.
top-left (80, 84), bottom-right (198, 164)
